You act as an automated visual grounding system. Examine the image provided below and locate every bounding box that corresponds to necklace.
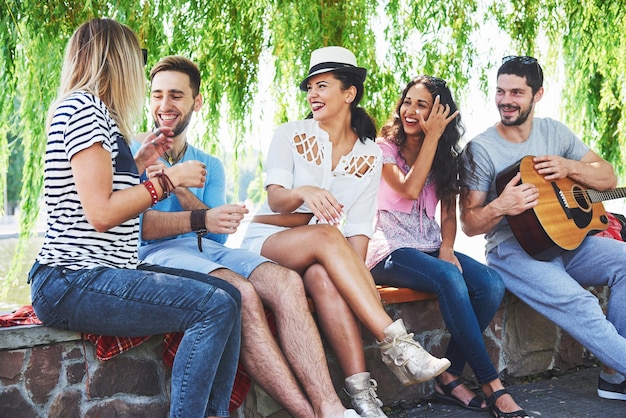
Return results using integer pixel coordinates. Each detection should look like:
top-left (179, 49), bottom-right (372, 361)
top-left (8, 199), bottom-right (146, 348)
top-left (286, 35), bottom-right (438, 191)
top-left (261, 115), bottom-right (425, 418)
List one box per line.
top-left (165, 142), bottom-right (188, 165)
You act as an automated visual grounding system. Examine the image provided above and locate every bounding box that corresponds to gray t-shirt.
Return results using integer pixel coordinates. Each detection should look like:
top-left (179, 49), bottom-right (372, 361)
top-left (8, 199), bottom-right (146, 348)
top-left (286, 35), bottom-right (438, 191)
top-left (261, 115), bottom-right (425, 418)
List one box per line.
top-left (462, 117), bottom-right (590, 253)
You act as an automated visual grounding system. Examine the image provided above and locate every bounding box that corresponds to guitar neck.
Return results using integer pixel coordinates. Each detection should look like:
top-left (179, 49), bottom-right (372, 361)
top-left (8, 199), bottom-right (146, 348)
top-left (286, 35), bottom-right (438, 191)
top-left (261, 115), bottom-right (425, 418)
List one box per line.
top-left (587, 187), bottom-right (626, 203)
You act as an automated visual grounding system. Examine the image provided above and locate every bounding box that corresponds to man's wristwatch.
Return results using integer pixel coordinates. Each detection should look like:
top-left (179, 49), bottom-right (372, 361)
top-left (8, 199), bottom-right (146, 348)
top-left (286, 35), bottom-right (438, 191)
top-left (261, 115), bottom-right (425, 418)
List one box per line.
top-left (190, 209), bottom-right (208, 252)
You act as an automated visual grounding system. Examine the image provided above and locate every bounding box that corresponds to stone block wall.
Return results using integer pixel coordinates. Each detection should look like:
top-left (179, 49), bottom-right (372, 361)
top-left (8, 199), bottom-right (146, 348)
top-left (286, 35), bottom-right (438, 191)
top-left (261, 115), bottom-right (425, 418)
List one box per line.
top-left (0, 328), bottom-right (170, 418)
top-left (1, 288), bottom-right (605, 417)
top-left (241, 289), bottom-right (605, 417)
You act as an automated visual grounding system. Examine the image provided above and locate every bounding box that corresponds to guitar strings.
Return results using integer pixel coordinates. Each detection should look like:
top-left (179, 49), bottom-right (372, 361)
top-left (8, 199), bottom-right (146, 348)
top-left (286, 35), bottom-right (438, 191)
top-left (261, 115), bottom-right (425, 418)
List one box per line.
top-left (553, 189), bottom-right (625, 202)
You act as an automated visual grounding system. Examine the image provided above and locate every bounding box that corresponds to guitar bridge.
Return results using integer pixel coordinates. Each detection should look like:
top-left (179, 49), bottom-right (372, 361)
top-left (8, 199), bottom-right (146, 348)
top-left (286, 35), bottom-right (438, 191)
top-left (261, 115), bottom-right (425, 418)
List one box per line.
top-left (552, 182), bottom-right (573, 219)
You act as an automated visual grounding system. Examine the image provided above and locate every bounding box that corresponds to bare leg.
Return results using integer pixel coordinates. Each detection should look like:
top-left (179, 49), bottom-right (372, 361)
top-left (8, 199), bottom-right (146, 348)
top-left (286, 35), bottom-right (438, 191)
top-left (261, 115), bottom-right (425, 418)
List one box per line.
top-left (209, 268), bottom-right (315, 418)
top-left (303, 263), bottom-right (366, 377)
top-left (261, 224), bottom-right (449, 389)
top-left (249, 262), bottom-right (348, 418)
top-left (262, 224), bottom-right (391, 340)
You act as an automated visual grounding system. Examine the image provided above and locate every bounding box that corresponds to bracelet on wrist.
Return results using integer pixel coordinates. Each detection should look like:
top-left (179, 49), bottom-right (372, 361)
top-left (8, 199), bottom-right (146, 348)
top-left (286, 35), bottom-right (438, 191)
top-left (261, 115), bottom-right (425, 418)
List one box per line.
top-left (154, 172), bottom-right (176, 200)
top-left (143, 180), bottom-right (159, 206)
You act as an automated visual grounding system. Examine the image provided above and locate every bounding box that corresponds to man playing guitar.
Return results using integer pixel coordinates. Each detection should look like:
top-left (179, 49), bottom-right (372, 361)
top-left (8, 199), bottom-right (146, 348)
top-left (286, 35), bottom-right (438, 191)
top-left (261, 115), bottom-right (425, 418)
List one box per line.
top-left (460, 55), bottom-right (626, 403)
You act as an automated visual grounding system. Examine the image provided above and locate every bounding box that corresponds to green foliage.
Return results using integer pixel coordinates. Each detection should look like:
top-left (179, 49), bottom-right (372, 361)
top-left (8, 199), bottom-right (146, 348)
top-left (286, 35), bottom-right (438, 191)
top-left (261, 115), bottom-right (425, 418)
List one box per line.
top-left (1, 0), bottom-right (626, 296)
top-left (246, 173), bottom-right (267, 205)
top-left (0, 0), bottom-right (19, 217)
top-left (6, 132), bottom-right (23, 213)
top-left (490, 0), bottom-right (626, 177)
top-left (381, 0), bottom-right (481, 119)
top-left (269, 0), bottom-right (379, 122)
top-left (558, 0), bottom-right (626, 177)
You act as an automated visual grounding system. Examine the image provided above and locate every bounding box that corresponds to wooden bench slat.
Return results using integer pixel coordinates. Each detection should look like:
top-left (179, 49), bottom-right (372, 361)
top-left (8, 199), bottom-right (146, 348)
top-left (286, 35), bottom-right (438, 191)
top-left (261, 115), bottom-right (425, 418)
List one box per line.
top-left (307, 286), bottom-right (436, 312)
top-left (376, 286), bottom-right (436, 305)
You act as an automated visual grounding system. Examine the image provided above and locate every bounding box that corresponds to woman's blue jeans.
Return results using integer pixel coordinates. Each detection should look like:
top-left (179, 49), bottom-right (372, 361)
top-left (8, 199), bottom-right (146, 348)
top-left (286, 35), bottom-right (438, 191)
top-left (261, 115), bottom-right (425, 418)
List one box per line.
top-left (371, 248), bottom-right (505, 384)
top-left (28, 261), bottom-right (241, 418)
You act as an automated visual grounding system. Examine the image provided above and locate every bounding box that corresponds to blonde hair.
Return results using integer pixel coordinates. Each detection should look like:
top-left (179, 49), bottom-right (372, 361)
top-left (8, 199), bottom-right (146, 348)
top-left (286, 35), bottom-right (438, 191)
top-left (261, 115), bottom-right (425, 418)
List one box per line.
top-left (47, 18), bottom-right (145, 143)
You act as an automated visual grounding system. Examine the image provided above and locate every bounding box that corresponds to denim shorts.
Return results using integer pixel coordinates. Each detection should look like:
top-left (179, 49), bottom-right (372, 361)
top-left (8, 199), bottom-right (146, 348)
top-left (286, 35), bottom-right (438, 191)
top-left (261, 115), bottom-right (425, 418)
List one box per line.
top-left (139, 236), bottom-right (270, 279)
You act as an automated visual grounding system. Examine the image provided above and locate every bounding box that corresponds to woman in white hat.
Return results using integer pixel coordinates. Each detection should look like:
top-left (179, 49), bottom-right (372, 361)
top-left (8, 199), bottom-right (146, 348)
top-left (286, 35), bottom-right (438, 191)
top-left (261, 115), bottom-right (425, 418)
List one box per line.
top-left (242, 46), bottom-right (450, 417)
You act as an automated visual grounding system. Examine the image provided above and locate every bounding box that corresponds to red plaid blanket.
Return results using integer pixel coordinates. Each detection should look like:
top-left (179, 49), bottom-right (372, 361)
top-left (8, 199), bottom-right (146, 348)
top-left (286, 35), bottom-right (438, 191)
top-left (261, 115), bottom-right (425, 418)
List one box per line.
top-left (0, 305), bottom-right (270, 412)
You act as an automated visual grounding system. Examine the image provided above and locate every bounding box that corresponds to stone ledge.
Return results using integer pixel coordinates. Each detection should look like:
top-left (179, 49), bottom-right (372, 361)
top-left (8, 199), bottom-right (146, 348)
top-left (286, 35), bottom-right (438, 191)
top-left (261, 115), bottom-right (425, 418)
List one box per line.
top-left (0, 326), bottom-right (171, 418)
top-left (0, 324), bottom-right (81, 350)
top-left (1, 288), bottom-right (603, 417)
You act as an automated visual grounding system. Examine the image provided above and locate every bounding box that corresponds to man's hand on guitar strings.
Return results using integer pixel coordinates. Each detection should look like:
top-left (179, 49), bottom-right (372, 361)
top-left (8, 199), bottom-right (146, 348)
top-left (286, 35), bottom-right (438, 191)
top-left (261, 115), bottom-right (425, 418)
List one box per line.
top-left (497, 172), bottom-right (539, 216)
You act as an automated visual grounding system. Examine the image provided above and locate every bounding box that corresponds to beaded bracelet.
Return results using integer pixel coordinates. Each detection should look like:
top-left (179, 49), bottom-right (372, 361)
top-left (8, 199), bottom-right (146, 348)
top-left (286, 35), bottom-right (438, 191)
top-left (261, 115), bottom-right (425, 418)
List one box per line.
top-left (143, 180), bottom-right (159, 206)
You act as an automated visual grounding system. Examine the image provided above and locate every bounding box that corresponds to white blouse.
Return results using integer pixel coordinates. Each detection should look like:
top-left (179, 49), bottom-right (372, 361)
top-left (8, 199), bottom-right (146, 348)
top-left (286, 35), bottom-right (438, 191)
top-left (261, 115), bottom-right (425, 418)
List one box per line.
top-left (242, 119), bottom-right (382, 252)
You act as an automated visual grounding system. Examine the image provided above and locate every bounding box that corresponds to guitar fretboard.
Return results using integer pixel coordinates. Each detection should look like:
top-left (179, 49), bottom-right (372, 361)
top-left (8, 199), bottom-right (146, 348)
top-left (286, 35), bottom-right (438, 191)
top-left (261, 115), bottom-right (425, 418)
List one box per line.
top-left (587, 187), bottom-right (626, 203)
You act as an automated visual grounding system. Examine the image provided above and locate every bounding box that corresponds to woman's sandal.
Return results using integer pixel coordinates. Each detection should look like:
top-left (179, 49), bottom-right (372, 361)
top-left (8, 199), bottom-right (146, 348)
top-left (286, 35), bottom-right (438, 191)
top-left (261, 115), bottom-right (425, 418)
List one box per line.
top-left (433, 377), bottom-right (487, 411)
top-left (486, 388), bottom-right (530, 418)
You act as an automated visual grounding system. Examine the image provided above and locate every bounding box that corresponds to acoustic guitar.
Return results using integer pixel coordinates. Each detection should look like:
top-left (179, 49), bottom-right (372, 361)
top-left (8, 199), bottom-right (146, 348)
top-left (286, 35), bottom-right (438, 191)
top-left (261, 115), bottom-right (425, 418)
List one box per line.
top-left (495, 155), bottom-right (626, 261)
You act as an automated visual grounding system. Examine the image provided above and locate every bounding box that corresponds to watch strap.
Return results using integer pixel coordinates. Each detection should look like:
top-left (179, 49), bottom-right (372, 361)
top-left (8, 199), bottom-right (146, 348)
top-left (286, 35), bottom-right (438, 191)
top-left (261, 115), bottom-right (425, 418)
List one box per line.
top-left (190, 209), bottom-right (208, 252)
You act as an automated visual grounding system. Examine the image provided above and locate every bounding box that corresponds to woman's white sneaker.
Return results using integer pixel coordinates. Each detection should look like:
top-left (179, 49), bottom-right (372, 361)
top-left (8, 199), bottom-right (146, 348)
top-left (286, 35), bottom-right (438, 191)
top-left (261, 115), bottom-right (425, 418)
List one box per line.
top-left (378, 319), bottom-right (450, 385)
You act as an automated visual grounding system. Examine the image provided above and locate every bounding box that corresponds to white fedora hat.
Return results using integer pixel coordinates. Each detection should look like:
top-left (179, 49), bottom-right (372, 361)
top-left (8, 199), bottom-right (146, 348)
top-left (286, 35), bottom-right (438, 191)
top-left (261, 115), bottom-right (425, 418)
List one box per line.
top-left (299, 46), bottom-right (367, 91)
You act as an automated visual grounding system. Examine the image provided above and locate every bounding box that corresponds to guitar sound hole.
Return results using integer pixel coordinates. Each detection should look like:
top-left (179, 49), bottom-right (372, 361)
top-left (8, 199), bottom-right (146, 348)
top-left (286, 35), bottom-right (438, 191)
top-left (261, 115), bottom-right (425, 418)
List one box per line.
top-left (572, 185), bottom-right (591, 212)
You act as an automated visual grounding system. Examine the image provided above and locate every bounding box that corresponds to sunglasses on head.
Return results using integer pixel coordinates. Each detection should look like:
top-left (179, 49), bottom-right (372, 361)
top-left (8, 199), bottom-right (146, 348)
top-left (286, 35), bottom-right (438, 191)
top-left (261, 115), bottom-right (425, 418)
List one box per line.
top-left (502, 55), bottom-right (537, 65)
